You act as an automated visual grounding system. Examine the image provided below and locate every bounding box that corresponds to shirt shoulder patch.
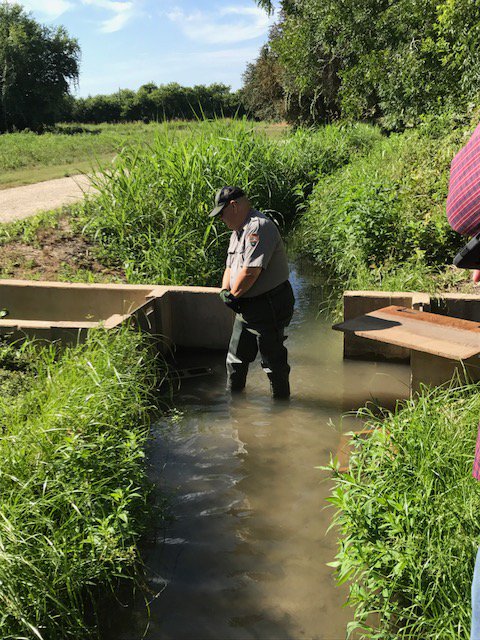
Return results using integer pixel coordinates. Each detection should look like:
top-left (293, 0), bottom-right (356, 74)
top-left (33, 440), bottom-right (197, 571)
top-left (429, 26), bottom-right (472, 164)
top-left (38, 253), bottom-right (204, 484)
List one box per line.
top-left (248, 233), bottom-right (259, 247)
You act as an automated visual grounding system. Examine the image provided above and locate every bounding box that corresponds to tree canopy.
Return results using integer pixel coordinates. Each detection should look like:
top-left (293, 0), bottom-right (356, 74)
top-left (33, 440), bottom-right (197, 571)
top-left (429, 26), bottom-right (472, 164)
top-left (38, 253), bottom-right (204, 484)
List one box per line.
top-left (249, 0), bottom-right (480, 129)
top-left (69, 83), bottom-right (244, 123)
top-left (0, 2), bottom-right (80, 132)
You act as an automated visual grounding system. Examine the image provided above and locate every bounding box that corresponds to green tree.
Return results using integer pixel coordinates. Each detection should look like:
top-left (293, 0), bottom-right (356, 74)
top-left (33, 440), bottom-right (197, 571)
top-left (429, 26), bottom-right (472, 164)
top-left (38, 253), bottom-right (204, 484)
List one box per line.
top-left (0, 2), bottom-right (80, 132)
top-left (253, 0), bottom-right (480, 129)
top-left (241, 44), bottom-right (285, 121)
top-left (67, 83), bottom-right (244, 124)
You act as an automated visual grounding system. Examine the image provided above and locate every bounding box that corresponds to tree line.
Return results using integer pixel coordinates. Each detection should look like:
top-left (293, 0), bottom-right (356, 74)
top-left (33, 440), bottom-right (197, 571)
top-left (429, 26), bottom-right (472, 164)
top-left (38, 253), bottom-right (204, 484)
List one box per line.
top-left (64, 83), bottom-right (245, 124)
top-left (5, 0), bottom-right (480, 132)
top-left (244, 0), bottom-right (480, 129)
top-left (0, 3), bottom-right (245, 132)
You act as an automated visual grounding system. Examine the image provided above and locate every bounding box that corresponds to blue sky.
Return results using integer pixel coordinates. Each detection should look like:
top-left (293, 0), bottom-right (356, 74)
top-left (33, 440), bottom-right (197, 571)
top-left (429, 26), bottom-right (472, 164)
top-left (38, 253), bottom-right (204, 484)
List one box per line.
top-left (9, 0), bottom-right (276, 96)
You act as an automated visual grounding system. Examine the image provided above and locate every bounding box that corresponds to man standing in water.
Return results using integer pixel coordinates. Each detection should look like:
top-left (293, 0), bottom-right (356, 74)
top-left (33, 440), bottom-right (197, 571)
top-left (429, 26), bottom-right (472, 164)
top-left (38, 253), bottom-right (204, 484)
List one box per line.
top-left (209, 186), bottom-right (295, 399)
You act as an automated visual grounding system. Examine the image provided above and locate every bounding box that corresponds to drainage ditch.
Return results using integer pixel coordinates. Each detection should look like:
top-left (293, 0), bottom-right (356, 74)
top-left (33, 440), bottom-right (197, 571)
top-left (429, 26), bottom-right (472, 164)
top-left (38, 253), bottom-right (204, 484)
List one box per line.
top-left (102, 265), bottom-right (410, 640)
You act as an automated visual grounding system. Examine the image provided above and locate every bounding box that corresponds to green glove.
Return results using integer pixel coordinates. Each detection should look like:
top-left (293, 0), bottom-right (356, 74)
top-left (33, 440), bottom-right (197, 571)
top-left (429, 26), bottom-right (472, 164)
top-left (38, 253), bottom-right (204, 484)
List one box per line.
top-left (0, 309), bottom-right (9, 319)
top-left (219, 289), bottom-right (240, 312)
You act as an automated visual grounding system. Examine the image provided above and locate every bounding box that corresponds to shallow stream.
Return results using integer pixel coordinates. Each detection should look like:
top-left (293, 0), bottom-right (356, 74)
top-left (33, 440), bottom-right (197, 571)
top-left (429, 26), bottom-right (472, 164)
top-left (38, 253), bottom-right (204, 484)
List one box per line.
top-left (106, 266), bottom-right (410, 640)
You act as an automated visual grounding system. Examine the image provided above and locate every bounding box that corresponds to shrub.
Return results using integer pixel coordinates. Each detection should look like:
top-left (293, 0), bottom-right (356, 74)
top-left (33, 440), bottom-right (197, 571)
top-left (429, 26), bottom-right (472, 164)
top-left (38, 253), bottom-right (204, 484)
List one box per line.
top-left (295, 119), bottom-right (468, 289)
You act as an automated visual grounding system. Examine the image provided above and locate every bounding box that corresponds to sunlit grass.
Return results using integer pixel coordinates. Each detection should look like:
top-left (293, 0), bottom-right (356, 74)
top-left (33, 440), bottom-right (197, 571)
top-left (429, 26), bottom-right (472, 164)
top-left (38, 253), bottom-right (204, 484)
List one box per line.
top-left (0, 327), bottom-right (160, 638)
top-left (329, 380), bottom-right (480, 638)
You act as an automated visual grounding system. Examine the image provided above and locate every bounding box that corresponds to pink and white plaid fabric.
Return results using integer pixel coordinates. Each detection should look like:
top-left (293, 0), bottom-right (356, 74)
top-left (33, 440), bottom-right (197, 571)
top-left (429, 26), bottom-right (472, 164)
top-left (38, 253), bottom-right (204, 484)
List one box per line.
top-left (447, 123), bottom-right (480, 236)
top-left (445, 125), bottom-right (480, 480)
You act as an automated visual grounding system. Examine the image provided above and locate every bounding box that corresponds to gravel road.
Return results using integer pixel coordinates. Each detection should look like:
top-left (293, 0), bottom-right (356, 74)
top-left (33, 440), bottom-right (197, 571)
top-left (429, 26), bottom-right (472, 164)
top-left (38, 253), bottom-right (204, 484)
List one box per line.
top-left (0, 175), bottom-right (95, 223)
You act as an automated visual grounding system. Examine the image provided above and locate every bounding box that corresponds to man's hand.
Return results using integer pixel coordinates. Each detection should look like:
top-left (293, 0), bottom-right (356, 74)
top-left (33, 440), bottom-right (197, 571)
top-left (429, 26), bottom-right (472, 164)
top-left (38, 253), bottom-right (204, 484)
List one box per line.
top-left (219, 289), bottom-right (240, 312)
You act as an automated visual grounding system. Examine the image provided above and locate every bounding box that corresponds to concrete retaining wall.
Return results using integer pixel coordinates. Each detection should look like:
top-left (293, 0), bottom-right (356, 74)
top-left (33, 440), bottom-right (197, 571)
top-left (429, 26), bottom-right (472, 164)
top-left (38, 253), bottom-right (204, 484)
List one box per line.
top-left (0, 280), bottom-right (234, 351)
top-left (430, 293), bottom-right (480, 322)
top-left (0, 280), bottom-right (157, 322)
top-left (342, 290), bottom-right (480, 393)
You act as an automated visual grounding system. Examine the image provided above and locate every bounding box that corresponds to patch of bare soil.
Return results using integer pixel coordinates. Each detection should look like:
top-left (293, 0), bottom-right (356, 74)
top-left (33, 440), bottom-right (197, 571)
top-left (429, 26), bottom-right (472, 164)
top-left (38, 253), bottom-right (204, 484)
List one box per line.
top-left (435, 265), bottom-right (480, 295)
top-left (0, 217), bottom-right (126, 282)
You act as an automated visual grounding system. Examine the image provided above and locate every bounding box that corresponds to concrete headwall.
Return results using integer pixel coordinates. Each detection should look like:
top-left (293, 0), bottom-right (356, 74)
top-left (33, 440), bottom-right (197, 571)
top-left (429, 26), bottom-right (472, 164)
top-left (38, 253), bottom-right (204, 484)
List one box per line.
top-left (343, 291), bottom-right (429, 362)
top-left (151, 287), bottom-right (234, 350)
top-left (0, 280), bottom-right (234, 351)
top-left (342, 290), bottom-right (480, 393)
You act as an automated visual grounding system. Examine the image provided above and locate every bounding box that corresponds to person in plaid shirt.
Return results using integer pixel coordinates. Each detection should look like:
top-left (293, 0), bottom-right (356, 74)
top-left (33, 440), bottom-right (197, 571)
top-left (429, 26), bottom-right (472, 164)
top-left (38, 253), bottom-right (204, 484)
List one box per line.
top-left (445, 122), bottom-right (480, 638)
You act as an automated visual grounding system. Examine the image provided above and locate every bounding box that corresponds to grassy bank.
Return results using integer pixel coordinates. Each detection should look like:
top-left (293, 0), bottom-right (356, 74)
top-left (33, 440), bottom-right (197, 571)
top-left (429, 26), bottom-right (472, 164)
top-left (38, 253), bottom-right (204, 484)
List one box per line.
top-left (329, 382), bottom-right (480, 639)
top-left (0, 122), bottom-right (154, 188)
top-left (2, 116), bottom-right (475, 295)
top-left (4, 115), bottom-right (471, 295)
top-left (79, 119), bottom-right (381, 286)
top-left (0, 121), bottom-right (288, 189)
top-left (294, 114), bottom-right (477, 296)
top-left (0, 328), bottom-right (159, 638)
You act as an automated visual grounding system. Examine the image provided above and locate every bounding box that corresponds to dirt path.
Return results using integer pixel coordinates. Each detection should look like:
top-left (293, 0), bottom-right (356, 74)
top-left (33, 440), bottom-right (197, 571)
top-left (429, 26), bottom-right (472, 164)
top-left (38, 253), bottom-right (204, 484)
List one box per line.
top-left (0, 175), bottom-right (95, 224)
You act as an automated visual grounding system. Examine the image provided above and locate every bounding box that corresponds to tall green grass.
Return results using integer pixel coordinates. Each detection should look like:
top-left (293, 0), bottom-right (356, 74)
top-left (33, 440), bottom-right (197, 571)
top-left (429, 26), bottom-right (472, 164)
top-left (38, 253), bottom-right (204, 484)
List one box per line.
top-left (295, 118), bottom-right (471, 292)
top-left (0, 121), bottom-right (287, 175)
top-left (0, 327), bottom-right (159, 639)
top-left (81, 119), bottom-right (381, 285)
top-left (329, 381), bottom-right (480, 639)
top-left (0, 122), bottom-right (162, 172)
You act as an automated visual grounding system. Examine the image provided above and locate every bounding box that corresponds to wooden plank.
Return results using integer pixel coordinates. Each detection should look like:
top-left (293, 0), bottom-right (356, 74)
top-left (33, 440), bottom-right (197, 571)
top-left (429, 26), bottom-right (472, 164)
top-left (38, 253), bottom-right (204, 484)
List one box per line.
top-left (333, 306), bottom-right (480, 361)
top-left (380, 305), bottom-right (480, 332)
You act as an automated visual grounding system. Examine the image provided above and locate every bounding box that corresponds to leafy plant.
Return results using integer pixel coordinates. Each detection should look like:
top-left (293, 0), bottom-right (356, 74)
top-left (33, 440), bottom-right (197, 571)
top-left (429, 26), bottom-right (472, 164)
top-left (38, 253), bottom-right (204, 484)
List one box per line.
top-left (0, 328), bottom-right (160, 638)
top-left (295, 117), bottom-right (468, 291)
top-left (328, 381), bottom-right (480, 638)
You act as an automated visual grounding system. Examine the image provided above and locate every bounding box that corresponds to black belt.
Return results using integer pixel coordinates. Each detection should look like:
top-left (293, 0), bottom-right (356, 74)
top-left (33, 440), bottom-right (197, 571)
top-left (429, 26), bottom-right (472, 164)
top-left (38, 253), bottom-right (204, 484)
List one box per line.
top-left (242, 280), bottom-right (289, 302)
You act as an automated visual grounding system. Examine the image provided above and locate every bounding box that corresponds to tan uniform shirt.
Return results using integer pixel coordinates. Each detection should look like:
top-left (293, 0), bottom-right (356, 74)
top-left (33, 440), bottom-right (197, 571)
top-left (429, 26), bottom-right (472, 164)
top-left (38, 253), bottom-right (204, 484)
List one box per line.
top-left (226, 209), bottom-right (289, 298)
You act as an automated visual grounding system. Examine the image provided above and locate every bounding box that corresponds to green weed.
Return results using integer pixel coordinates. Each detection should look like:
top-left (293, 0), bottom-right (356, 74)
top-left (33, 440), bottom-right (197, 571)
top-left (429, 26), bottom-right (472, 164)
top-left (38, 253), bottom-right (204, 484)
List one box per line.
top-left (328, 381), bottom-right (480, 639)
top-left (80, 118), bottom-right (380, 286)
top-left (0, 327), bottom-right (160, 639)
top-left (295, 118), bottom-right (470, 291)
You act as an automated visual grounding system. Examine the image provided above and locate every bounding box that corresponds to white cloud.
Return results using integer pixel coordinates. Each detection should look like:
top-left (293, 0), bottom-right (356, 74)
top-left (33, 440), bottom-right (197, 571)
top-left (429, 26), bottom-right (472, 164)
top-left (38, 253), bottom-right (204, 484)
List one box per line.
top-left (166, 5), bottom-right (273, 45)
top-left (7, 0), bottom-right (74, 20)
top-left (81, 0), bottom-right (137, 33)
top-left (7, 0), bottom-right (137, 30)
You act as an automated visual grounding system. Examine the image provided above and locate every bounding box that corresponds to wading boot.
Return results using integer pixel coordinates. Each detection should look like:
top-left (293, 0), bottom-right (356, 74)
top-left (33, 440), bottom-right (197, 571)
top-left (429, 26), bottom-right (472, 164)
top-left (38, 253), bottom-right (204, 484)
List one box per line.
top-left (269, 375), bottom-right (290, 400)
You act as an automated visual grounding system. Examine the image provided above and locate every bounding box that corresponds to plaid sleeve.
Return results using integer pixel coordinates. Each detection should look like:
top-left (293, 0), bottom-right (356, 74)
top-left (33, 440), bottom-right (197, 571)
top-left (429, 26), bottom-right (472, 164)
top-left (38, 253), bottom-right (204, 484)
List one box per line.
top-left (446, 124), bottom-right (480, 236)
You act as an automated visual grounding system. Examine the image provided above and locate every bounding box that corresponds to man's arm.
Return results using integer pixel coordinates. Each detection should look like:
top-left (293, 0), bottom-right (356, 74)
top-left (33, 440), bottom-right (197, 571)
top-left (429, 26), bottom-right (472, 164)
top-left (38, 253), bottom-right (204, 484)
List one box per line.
top-left (221, 267), bottom-right (231, 290)
top-left (230, 266), bottom-right (262, 298)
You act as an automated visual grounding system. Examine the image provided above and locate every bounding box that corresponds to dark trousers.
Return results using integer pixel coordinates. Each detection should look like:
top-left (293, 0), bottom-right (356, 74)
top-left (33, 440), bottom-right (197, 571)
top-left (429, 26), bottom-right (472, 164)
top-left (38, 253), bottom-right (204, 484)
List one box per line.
top-left (226, 281), bottom-right (295, 398)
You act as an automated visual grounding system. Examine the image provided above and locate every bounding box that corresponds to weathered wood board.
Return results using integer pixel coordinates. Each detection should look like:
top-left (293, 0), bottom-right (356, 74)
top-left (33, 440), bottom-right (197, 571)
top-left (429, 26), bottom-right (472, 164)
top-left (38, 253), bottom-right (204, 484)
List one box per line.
top-left (333, 305), bottom-right (480, 361)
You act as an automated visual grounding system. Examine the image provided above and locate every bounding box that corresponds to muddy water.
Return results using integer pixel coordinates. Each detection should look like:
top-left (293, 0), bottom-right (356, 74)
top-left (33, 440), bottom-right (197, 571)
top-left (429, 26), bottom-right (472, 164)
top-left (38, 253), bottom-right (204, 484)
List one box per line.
top-left (108, 267), bottom-right (410, 640)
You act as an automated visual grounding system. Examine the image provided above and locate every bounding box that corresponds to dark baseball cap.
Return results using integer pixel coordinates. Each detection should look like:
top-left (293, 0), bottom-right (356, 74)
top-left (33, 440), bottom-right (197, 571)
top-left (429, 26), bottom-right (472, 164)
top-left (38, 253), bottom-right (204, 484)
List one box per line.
top-left (209, 185), bottom-right (245, 217)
